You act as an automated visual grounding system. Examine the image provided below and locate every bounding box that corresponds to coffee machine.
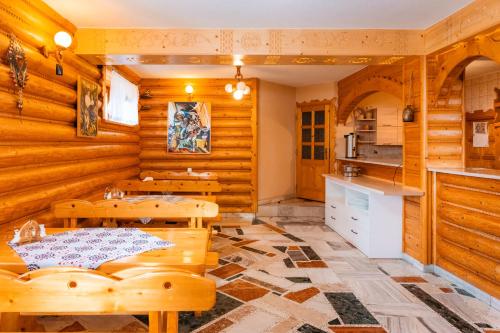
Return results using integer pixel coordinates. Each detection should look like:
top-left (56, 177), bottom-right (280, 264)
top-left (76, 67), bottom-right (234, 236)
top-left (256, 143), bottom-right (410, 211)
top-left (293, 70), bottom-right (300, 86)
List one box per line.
top-left (344, 132), bottom-right (358, 158)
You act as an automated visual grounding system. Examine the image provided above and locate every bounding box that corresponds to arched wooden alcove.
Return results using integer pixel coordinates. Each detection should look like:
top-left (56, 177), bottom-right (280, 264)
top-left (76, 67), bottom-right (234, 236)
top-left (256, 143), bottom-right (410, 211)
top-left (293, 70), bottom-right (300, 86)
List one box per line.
top-left (338, 75), bottom-right (403, 124)
top-left (426, 28), bottom-right (500, 168)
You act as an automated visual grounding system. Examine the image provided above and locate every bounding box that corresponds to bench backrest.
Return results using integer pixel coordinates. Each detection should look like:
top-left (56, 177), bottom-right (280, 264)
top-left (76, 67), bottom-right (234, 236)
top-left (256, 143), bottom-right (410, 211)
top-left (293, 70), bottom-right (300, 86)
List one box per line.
top-left (115, 179), bottom-right (222, 194)
top-left (52, 198), bottom-right (219, 219)
top-left (0, 267), bottom-right (215, 313)
top-left (140, 171), bottom-right (218, 181)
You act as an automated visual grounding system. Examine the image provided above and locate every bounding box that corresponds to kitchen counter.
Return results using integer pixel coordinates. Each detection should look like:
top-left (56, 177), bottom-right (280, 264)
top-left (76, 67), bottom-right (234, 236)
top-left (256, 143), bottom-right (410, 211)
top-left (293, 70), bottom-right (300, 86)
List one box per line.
top-left (323, 174), bottom-right (423, 196)
top-left (428, 167), bottom-right (500, 180)
top-left (336, 157), bottom-right (402, 168)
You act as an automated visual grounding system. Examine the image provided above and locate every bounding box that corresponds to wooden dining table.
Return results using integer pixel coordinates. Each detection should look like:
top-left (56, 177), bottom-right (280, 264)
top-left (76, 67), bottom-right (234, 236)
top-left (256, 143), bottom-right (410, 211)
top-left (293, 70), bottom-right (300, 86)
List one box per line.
top-left (0, 227), bottom-right (215, 332)
top-left (0, 227), bottom-right (212, 275)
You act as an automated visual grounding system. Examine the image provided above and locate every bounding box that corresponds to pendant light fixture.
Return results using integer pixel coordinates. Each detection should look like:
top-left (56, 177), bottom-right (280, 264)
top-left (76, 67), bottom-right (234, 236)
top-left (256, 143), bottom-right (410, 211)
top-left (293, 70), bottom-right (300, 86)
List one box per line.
top-left (225, 65), bottom-right (250, 100)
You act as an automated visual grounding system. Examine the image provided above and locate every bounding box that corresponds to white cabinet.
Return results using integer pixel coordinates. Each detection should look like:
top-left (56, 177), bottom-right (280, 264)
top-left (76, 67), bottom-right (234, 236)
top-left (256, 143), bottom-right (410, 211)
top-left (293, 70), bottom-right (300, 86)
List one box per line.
top-left (324, 176), bottom-right (403, 258)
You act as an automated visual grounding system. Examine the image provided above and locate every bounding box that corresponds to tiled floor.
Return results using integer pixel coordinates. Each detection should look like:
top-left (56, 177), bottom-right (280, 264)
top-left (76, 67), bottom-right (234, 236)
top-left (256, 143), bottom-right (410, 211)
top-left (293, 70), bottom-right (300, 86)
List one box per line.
top-left (33, 218), bottom-right (500, 333)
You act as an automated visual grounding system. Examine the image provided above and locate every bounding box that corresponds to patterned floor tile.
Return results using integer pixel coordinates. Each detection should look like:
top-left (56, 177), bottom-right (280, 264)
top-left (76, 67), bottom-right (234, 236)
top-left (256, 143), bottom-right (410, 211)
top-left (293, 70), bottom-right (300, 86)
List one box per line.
top-left (218, 279), bottom-right (270, 302)
top-left (284, 287), bottom-right (320, 303)
top-left (391, 276), bottom-right (427, 283)
top-left (30, 220), bottom-right (500, 333)
top-left (297, 260), bottom-right (329, 268)
top-left (329, 327), bottom-right (388, 332)
top-left (209, 263), bottom-right (246, 279)
top-left (324, 292), bottom-right (379, 325)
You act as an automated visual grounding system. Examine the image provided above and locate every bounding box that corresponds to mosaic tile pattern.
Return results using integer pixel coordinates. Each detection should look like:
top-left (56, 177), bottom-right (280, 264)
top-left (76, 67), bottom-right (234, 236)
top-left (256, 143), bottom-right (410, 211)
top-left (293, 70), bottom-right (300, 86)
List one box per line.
top-left (32, 218), bottom-right (500, 332)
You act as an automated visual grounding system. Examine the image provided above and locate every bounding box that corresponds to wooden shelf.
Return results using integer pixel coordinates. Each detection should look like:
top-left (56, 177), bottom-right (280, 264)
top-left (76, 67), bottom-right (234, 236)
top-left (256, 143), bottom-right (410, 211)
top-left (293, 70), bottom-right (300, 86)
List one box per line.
top-left (358, 141), bottom-right (375, 144)
top-left (356, 130), bottom-right (375, 132)
top-left (357, 119), bottom-right (376, 121)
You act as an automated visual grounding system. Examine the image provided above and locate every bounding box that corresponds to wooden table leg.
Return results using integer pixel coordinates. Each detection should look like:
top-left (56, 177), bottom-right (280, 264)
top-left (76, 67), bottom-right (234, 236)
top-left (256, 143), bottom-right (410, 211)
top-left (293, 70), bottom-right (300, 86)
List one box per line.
top-left (164, 311), bottom-right (178, 333)
top-left (148, 311), bottom-right (161, 333)
top-left (0, 312), bottom-right (20, 332)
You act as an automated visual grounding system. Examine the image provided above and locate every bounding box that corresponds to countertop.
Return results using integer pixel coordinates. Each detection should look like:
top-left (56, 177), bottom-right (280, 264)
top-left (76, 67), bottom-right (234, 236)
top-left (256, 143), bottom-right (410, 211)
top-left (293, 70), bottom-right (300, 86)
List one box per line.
top-left (336, 157), bottom-right (402, 168)
top-left (428, 167), bottom-right (500, 180)
top-left (323, 174), bottom-right (424, 196)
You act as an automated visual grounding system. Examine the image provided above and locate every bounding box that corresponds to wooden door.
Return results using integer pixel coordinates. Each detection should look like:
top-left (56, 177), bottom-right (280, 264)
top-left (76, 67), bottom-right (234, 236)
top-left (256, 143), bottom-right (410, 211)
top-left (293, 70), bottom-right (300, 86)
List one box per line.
top-left (296, 102), bottom-right (330, 201)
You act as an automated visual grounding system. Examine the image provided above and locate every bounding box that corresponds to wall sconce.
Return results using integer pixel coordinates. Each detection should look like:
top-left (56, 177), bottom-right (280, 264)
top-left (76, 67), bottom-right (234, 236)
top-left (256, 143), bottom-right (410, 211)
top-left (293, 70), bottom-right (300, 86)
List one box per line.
top-left (42, 31), bottom-right (73, 76)
top-left (185, 84), bottom-right (194, 100)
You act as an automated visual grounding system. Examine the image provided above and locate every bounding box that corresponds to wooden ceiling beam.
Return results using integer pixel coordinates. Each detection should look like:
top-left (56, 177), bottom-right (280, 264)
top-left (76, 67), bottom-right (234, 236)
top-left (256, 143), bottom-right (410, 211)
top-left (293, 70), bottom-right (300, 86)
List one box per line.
top-left (72, 0), bottom-right (499, 65)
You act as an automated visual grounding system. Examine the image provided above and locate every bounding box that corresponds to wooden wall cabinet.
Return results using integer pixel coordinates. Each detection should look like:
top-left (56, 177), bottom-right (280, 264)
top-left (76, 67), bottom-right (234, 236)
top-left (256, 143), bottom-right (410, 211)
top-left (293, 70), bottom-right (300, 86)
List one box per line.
top-left (375, 107), bottom-right (402, 146)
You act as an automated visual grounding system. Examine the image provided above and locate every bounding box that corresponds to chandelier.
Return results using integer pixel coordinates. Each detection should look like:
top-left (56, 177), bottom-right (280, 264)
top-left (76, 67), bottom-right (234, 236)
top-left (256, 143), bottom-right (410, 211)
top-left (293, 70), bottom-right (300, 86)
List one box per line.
top-left (225, 65), bottom-right (250, 100)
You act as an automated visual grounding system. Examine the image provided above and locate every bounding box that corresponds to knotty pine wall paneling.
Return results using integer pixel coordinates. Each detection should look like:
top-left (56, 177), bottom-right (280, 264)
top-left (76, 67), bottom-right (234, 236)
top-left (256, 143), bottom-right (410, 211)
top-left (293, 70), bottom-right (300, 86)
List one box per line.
top-left (0, 0), bottom-right (140, 231)
top-left (138, 79), bottom-right (258, 213)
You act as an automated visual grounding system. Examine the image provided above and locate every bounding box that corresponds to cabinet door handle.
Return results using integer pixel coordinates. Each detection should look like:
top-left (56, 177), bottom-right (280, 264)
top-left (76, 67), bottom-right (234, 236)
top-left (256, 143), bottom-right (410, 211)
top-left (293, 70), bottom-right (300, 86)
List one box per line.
top-left (351, 217), bottom-right (358, 221)
top-left (330, 205), bottom-right (336, 209)
top-left (330, 216), bottom-right (336, 220)
top-left (350, 229), bottom-right (358, 235)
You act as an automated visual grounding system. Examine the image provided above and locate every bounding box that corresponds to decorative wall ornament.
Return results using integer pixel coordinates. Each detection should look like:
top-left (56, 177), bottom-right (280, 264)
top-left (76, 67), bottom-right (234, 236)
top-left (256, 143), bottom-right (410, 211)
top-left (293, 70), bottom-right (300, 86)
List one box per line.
top-left (77, 75), bottom-right (100, 137)
top-left (5, 33), bottom-right (28, 113)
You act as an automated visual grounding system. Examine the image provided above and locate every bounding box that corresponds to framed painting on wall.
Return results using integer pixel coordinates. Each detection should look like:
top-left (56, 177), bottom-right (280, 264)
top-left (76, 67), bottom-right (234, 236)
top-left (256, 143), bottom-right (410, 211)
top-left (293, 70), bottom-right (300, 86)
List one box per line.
top-left (167, 101), bottom-right (211, 154)
top-left (77, 75), bottom-right (99, 137)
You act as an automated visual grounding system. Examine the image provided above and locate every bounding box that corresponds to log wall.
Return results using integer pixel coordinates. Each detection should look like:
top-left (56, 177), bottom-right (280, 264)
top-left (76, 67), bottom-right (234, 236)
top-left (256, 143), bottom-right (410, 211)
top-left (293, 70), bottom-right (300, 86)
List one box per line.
top-left (138, 79), bottom-right (258, 213)
top-left (434, 173), bottom-right (500, 298)
top-left (0, 0), bottom-right (140, 231)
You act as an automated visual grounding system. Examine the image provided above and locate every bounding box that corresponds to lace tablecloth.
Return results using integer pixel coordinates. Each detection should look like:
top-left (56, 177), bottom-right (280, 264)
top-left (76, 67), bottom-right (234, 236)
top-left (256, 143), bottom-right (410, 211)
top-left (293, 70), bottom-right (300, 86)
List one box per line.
top-left (9, 228), bottom-right (174, 270)
top-left (123, 195), bottom-right (197, 224)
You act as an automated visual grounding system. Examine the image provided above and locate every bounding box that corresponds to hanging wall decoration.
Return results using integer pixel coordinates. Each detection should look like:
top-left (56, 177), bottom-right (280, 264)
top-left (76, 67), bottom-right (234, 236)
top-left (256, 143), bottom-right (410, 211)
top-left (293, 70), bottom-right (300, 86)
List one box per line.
top-left (77, 75), bottom-right (100, 137)
top-left (167, 101), bottom-right (211, 154)
top-left (5, 33), bottom-right (28, 113)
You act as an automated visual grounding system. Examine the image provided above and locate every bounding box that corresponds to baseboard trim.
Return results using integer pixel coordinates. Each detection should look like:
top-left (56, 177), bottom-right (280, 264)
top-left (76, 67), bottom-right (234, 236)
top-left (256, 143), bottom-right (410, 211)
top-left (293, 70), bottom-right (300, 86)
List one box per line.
top-left (258, 194), bottom-right (295, 206)
top-left (401, 254), bottom-right (499, 311)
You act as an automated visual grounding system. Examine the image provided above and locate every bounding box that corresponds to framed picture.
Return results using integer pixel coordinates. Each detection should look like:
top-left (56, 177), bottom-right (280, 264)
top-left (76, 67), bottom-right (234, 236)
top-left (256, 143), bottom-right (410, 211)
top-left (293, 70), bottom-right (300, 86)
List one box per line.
top-left (77, 75), bottom-right (99, 137)
top-left (167, 101), bottom-right (211, 154)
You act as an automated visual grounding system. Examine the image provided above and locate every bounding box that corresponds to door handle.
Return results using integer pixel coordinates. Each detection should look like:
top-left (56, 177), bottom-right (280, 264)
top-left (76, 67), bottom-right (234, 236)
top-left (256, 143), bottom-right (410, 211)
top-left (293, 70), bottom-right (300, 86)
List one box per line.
top-left (351, 217), bottom-right (358, 221)
top-left (330, 205), bottom-right (336, 209)
top-left (330, 216), bottom-right (336, 220)
top-left (350, 229), bottom-right (358, 235)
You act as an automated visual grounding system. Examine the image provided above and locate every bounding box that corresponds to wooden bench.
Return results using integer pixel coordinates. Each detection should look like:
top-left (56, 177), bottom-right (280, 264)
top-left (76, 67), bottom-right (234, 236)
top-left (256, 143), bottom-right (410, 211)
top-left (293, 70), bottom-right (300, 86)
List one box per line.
top-left (140, 171), bottom-right (218, 181)
top-left (0, 267), bottom-right (216, 333)
top-left (52, 198), bottom-right (218, 229)
top-left (115, 179), bottom-right (223, 196)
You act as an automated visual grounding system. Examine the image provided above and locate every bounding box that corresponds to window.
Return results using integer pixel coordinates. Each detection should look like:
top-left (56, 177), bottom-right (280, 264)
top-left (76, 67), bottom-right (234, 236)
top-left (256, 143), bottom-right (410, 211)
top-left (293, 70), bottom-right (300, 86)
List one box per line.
top-left (105, 70), bottom-right (139, 125)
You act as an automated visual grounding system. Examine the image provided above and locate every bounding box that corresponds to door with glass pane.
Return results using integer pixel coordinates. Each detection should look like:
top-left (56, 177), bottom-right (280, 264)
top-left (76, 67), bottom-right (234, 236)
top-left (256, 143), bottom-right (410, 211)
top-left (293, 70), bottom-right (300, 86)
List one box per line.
top-left (296, 102), bottom-right (330, 201)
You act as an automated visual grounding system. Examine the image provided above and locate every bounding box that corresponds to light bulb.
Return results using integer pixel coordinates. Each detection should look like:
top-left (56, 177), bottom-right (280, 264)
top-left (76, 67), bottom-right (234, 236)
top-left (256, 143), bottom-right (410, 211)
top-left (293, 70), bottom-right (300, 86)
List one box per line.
top-left (54, 31), bottom-right (72, 48)
top-left (243, 86), bottom-right (251, 95)
top-left (236, 81), bottom-right (246, 91)
top-left (185, 84), bottom-right (194, 94)
top-left (225, 83), bottom-right (233, 93)
top-left (233, 90), bottom-right (244, 100)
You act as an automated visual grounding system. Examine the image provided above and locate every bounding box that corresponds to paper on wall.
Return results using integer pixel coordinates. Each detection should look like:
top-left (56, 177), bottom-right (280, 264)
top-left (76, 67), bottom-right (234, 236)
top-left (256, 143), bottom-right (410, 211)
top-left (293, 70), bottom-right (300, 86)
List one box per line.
top-left (472, 121), bottom-right (489, 148)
